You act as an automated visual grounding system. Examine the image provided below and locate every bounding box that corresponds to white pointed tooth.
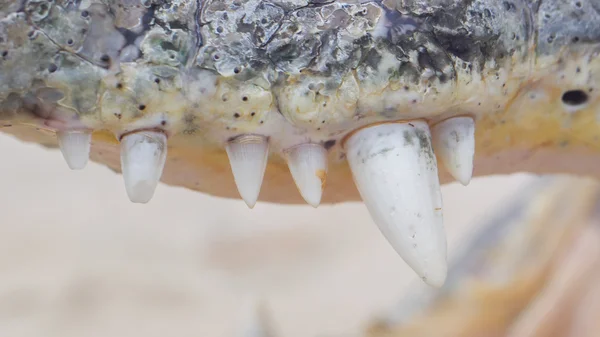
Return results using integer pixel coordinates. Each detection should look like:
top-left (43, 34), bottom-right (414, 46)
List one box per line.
top-left (285, 143), bottom-right (328, 207)
top-left (225, 134), bottom-right (269, 209)
top-left (345, 121), bottom-right (447, 287)
top-left (57, 131), bottom-right (91, 170)
top-left (120, 131), bottom-right (167, 204)
top-left (432, 117), bottom-right (475, 186)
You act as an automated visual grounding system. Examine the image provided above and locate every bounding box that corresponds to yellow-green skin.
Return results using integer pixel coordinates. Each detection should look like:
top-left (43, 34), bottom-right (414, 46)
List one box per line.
top-left (1, 0), bottom-right (599, 204)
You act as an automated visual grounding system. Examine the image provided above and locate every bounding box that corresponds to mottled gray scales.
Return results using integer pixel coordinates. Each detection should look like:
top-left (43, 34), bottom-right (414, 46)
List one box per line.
top-left (0, 0), bottom-right (598, 138)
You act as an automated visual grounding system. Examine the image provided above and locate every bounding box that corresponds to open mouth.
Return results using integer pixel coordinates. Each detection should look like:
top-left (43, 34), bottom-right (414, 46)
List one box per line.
top-left (1, 0), bottom-right (599, 287)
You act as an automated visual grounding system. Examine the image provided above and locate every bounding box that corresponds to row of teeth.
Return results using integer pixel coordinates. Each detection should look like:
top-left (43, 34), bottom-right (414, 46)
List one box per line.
top-left (56, 116), bottom-right (475, 287)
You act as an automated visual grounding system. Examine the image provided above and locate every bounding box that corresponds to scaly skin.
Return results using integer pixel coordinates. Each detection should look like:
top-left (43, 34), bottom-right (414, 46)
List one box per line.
top-left (1, 0), bottom-right (599, 204)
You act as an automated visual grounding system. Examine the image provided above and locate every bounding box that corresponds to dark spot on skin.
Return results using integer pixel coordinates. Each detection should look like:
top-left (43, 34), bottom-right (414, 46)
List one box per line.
top-left (242, 96), bottom-right (248, 101)
top-left (233, 112), bottom-right (240, 118)
top-left (154, 78), bottom-right (160, 84)
top-left (233, 67), bottom-right (241, 74)
top-left (67, 39), bottom-right (73, 45)
top-left (572, 36), bottom-right (580, 43)
top-left (562, 90), bottom-right (588, 106)
top-left (81, 10), bottom-right (89, 17)
top-left (408, 123), bottom-right (415, 127)
top-left (250, 112), bottom-right (256, 116)
top-left (260, 121), bottom-right (264, 124)
top-left (116, 83), bottom-right (123, 89)
top-left (323, 140), bottom-right (336, 150)
top-left (138, 104), bottom-right (146, 110)
top-left (100, 54), bottom-right (110, 62)
top-left (503, 2), bottom-right (516, 11)
top-left (576, 67), bottom-right (581, 73)
top-left (48, 63), bottom-right (57, 73)
top-left (161, 120), bottom-right (167, 126)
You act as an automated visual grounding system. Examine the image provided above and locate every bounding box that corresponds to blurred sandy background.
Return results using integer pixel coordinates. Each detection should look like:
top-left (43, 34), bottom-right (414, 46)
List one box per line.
top-left (0, 133), bottom-right (534, 337)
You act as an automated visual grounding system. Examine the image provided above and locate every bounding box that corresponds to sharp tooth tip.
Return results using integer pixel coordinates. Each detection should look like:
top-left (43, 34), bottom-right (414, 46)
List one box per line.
top-left (286, 144), bottom-right (328, 208)
top-left (66, 161), bottom-right (88, 170)
top-left (299, 189), bottom-right (323, 208)
top-left (129, 198), bottom-right (152, 204)
top-left (416, 261), bottom-right (448, 288)
top-left (126, 181), bottom-right (157, 203)
top-left (237, 186), bottom-right (261, 208)
top-left (422, 273), bottom-right (447, 288)
top-left (243, 199), bottom-right (258, 209)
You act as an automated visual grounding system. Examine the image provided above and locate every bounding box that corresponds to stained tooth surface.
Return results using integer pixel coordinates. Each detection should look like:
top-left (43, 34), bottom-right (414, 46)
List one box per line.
top-left (120, 131), bottom-right (167, 204)
top-left (226, 135), bottom-right (269, 209)
top-left (432, 117), bottom-right (475, 186)
top-left (57, 131), bottom-right (91, 170)
top-left (286, 144), bottom-right (328, 207)
top-left (345, 121), bottom-right (447, 287)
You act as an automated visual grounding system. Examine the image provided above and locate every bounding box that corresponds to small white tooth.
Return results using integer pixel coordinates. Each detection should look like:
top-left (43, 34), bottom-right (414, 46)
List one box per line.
top-left (432, 117), bottom-right (475, 186)
top-left (226, 134), bottom-right (269, 208)
top-left (285, 143), bottom-right (328, 207)
top-left (345, 121), bottom-right (447, 287)
top-left (57, 131), bottom-right (91, 170)
top-left (120, 131), bottom-right (167, 204)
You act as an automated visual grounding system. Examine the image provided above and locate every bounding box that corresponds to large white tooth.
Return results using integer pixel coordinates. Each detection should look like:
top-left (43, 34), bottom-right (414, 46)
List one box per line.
top-left (432, 117), bottom-right (475, 186)
top-left (120, 131), bottom-right (167, 204)
top-left (345, 121), bottom-right (447, 287)
top-left (225, 134), bottom-right (269, 208)
top-left (285, 143), bottom-right (328, 207)
top-left (57, 131), bottom-right (91, 170)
